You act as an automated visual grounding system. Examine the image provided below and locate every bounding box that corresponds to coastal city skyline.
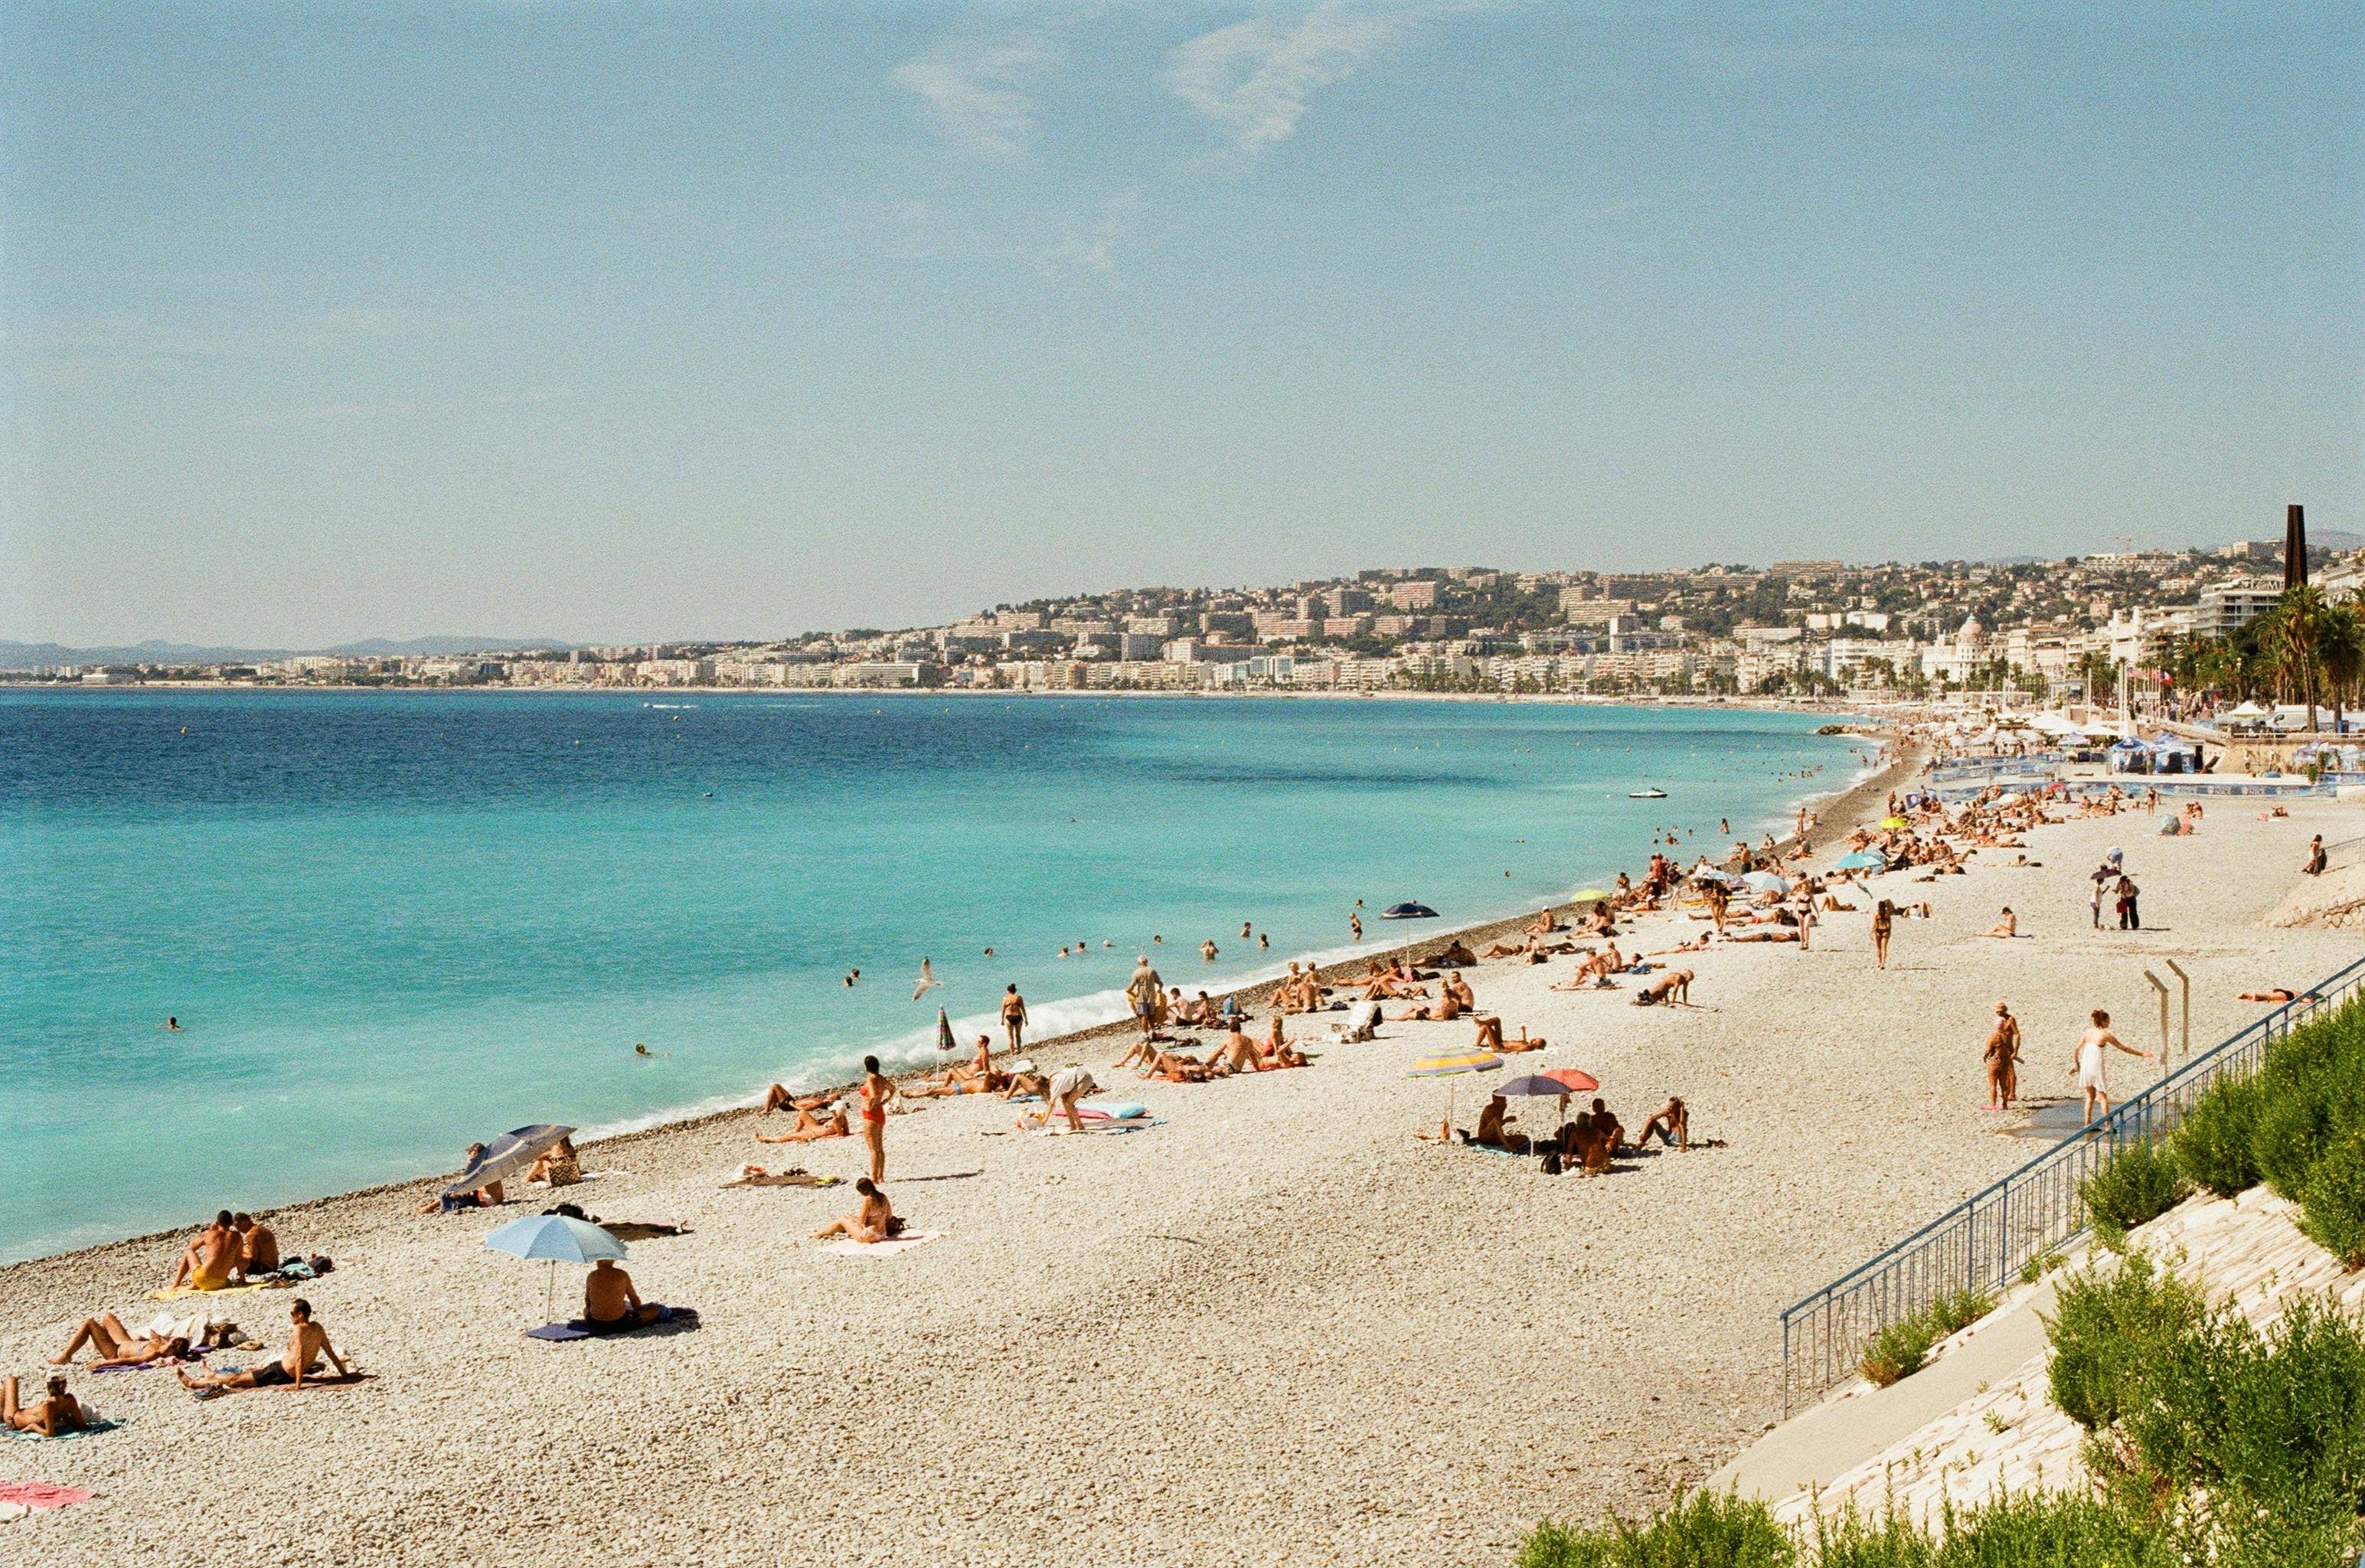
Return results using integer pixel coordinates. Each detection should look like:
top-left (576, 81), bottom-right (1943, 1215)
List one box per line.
top-left (14, 532), bottom-right (2363, 705)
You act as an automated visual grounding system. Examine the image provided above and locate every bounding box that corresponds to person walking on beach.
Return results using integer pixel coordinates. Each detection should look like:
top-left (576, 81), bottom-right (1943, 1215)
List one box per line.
top-left (2073, 1009), bottom-right (2152, 1123)
top-left (2305, 835), bottom-right (2327, 875)
top-left (859, 1055), bottom-right (893, 1182)
top-left (1126, 956), bottom-right (1163, 1041)
top-left (1870, 900), bottom-right (1894, 970)
top-left (2115, 874), bottom-right (2141, 930)
top-left (1001, 985), bottom-right (1029, 1051)
top-left (2089, 864), bottom-right (2109, 928)
top-left (1984, 1003), bottom-right (2023, 1110)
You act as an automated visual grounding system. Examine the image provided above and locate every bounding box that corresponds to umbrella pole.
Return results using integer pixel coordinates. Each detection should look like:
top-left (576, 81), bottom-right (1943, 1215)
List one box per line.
top-left (547, 1259), bottom-right (556, 1326)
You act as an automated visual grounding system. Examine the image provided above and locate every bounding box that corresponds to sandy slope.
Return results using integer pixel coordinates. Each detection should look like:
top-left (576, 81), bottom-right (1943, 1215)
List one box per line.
top-left (0, 779), bottom-right (2354, 1567)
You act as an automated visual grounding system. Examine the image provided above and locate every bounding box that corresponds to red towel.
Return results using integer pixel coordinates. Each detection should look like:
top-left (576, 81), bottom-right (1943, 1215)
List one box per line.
top-left (0, 1483), bottom-right (94, 1508)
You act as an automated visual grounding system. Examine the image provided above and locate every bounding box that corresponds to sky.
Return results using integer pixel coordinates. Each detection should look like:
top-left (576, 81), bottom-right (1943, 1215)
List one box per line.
top-left (3, 2), bottom-right (2359, 648)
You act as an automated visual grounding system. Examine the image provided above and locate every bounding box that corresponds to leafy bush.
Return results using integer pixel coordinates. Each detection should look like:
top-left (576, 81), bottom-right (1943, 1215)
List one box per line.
top-left (1812, 1490), bottom-right (2175, 1567)
top-left (1857, 1289), bottom-right (1993, 1389)
top-left (2248, 1011), bottom-right (2365, 1201)
top-left (2169, 1292), bottom-right (2365, 1524)
top-left (2301, 1126), bottom-right (2365, 1267)
top-left (2081, 1139), bottom-right (2189, 1251)
top-left (2044, 1251), bottom-right (2206, 1432)
top-left (2166, 1069), bottom-right (2262, 1197)
top-left (1514, 1489), bottom-right (1791, 1568)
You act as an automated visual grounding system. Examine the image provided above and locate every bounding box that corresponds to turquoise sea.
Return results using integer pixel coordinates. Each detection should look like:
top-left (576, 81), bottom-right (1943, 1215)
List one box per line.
top-left (0, 691), bottom-right (1864, 1262)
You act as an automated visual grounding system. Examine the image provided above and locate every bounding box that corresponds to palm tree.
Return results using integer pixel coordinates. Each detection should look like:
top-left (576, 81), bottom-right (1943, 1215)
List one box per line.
top-left (2317, 602), bottom-right (2365, 737)
top-left (2275, 585), bottom-right (2330, 733)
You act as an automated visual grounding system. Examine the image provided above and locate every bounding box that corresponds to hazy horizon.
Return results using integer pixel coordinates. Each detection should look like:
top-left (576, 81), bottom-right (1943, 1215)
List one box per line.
top-left (5, 2), bottom-right (2358, 648)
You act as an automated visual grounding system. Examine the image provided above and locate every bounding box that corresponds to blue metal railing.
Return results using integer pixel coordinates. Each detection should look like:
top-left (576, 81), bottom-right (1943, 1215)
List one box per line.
top-left (1779, 956), bottom-right (2365, 1413)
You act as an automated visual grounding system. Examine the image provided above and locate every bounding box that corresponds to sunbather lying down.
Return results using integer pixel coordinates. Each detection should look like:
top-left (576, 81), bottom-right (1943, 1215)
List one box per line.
top-left (756, 1104), bottom-right (850, 1143)
top-left (49, 1312), bottom-right (189, 1369)
top-left (2239, 988), bottom-right (2312, 1002)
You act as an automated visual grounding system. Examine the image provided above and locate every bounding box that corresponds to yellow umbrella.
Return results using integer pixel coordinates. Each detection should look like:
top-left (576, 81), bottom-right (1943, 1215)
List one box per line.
top-left (1880, 816), bottom-right (1909, 829)
top-left (1408, 1049), bottom-right (1502, 1141)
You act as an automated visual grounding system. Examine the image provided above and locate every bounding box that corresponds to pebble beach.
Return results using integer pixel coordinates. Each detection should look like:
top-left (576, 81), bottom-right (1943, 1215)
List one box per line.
top-left (2, 758), bottom-right (2356, 1567)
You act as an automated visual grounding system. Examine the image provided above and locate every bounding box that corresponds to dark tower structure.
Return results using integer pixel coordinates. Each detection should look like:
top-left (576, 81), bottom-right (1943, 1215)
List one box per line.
top-left (2285, 504), bottom-right (2308, 590)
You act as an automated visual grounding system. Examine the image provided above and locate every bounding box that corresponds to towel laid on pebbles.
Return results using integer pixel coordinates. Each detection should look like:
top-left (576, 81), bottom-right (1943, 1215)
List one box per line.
top-left (524, 1306), bottom-right (700, 1342)
top-left (722, 1168), bottom-right (841, 1188)
top-left (821, 1230), bottom-right (946, 1257)
top-left (0, 1484), bottom-right (93, 1510)
top-left (5, 1417), bottom-right (118, 1441)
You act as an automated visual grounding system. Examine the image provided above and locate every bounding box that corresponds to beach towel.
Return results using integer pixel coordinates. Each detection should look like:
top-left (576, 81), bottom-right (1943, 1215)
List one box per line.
top-left (525, 1306), bottom-right (700, 1341)
top-left (90, 1351), bottom-right (204, 1374)
top-left (5, 1418), bottom-right (118, 1441)
top-left (722, 1171), bottom-right (840, 1188)
top-left (0, 1485), bottom-right (94, 1510)
top-left (1079, 1100), bottom-right (1148, 1121)
top-left (1027, 1116), bottom-right (1163, 1137)
top-left (149, 1280), bottom-right (276, 1301)
top-left (821, 1230), bottom-right (946, 1257)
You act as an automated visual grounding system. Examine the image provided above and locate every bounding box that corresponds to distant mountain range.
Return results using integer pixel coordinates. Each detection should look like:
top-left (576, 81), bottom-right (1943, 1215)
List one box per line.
top-left (0, 637), bottom-right (574, 670)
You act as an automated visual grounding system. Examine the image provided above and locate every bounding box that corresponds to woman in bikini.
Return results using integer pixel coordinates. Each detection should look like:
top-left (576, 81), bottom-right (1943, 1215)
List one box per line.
top-left (1870, 900), bottom-right (1894, 970)
top-left (859, 1056), bottom-right (892, 1181)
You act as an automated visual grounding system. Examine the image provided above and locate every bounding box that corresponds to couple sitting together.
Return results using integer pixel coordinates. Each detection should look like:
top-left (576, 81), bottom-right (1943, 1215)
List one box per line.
top-left (165, 1210), bottom-right (284, 1291)
top-left (1272, 962), bottom-right (1327, 1014)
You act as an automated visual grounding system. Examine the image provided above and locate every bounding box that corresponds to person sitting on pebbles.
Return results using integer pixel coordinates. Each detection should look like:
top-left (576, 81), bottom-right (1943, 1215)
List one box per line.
top-left (812, 1178), bottom-right (900, 1243)
top-left (178, 1299), bottom-right (350, 1396)
top-left (2, 1373), bottom-right (85, 1436)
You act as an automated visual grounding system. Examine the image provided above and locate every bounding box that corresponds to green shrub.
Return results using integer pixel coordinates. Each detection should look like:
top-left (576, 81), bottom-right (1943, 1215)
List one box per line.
top-left (2044, 1251), bottom-right (2207, 1432)
top-left (2166, 1069), bottom-right (2262, 1196)
top-left (1813, 1490), bottom-right (2175, 1567)
top-left (1858, 1289), bottom-right (1995, 1388)
top-left (2081, 1138), bottom-right (2189, 1251)
top-left (2249, 1011), bottom-right (2365, 1201)
top-left (1514, 1489), bottom-right (1791, 1568)
top-left (2183, 1293), bottom-right (2365, 1525)
top-left (2300, 1126), bottom-right (2365, 1267)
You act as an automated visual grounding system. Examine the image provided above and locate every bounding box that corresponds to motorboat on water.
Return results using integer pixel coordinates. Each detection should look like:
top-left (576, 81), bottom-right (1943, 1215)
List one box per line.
top-left (1628, 787), bottom-right (1668, 799)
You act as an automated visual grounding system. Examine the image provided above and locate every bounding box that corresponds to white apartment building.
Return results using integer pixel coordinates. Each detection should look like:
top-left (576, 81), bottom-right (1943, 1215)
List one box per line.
top-left (2194, 580), bottom-right (2283, 639)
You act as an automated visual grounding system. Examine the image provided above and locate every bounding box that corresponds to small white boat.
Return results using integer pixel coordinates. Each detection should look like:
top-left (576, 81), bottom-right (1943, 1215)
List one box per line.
top-left (1628, 787), bottom-right (1668, 799)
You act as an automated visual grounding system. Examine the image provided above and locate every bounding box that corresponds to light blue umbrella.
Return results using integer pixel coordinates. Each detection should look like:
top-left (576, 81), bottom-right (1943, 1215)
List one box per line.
top-left (485, 1214), bottom-right (626, 1325)
top-left (1739, 871), bottom-right (1790, 894)
top-left (1833, 851), bottom-right (1886, 871)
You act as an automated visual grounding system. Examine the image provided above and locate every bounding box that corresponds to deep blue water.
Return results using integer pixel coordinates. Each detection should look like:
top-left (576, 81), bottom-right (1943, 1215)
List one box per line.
top-left (0, 690), bottom-right (1861, 1260)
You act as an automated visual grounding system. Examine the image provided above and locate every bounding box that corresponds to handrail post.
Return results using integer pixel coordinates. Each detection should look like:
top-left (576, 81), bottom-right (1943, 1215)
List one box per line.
top-left (2145, 971), bottom-right (2171, 1070)
top-left (2164, 960), bottom-right (2190, 1056)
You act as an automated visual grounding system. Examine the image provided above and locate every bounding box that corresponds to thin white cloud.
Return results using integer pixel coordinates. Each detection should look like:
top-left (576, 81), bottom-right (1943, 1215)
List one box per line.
top-left (895, 39), bottom-right (1057, 162)
top-left (1165, 5), bottom-right (1409, 151)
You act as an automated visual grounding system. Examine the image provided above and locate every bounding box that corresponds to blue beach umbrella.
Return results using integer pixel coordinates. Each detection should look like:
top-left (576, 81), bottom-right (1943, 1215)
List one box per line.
top-left (485, 1214), bottom-right (626, 1326)
top-left (1833, 851), bottom-right (1886, 871)
top-left (1739, 871), bottom-right (1789, 894)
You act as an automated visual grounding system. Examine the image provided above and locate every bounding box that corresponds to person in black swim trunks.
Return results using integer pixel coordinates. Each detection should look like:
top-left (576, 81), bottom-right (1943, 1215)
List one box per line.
top-left (178, 1300), bottom-right (349, 1393)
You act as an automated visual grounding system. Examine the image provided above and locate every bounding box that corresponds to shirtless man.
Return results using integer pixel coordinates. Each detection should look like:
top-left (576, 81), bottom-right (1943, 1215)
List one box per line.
top-left (233, 1213), bottom-right (279, 1277)
top-left (1001, 985), bottom-right (1029, 1050)
top-left (1389, 971), bottom-right (1473, 1022)
top-left (1632, 969), bottom-right (1693, 1007)
top-left (1125, 956), bottom-right (1164, 1040)
top-left (49, 1312), bottom-right (187, 1367)
top-left (167, 1212), bottom-right (239, 1292)
top-left (2, 1374), bottom-right (84, 1436)
top-left (1587, 1097), bottom-right (1625, 1155)
top-left (1634, 1096), bottom-right (1687, 1151)
top-left (761, 1084), bottom-right (838, 1117)
top-left (1468, 1095), bottom-right (1527, 1154)
top-left (1207, 1022), bottom-right (1263, 1075)
top-left (581, 1257), bottom-right (662, 1329)
top-left (1984, 1002), bottom-right (2023, 1110)
top-left (756, 1102), bottom-right (851, 1143)
top-left (909, 1037), bottom-right (1002, 1097)
top-left (812, 1178), bottom-right (896, 1243)
top-left (178, 1299), bottom-right (350, 1394)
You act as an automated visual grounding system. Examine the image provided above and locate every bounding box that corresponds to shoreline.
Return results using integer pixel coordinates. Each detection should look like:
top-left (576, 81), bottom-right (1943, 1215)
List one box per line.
top-left (0, 732), bottom-right (1915, 1279)
top-left (11, 731), bottom-right (2357, 1566)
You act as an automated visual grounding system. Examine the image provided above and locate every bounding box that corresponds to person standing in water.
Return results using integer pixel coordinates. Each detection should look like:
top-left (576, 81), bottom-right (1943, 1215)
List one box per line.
top-left (1000, 985), bottom-right (1028, 1051)
top-left (858, 1055), bottom-right (893, 1183)
top-left (1349, 912), bottom-right (1364, 941)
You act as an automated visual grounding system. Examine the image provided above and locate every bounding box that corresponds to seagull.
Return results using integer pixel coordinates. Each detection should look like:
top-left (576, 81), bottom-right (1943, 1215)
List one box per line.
top-left (913, 958), bottom-right (941, 1001)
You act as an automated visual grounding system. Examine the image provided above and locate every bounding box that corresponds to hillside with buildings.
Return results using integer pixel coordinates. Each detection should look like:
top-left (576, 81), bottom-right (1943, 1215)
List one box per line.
top-left (22, 537), bottom-right (2364, 703)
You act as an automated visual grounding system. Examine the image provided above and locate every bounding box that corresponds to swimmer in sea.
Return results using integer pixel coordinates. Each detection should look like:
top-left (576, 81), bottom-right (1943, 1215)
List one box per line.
top-left (162, 1017), bottom-right (182, 1031)
top-left (635, 1043), bottom-right (652, 1057)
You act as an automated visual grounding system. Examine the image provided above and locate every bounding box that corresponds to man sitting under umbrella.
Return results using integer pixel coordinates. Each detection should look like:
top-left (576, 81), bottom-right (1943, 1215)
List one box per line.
top-left (583, 1257), bottom-right (665, 1334)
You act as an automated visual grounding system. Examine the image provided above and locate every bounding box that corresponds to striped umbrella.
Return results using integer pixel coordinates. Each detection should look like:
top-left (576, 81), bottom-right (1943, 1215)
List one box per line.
top-left (1408, 1048), bottom-right (1501, 1140)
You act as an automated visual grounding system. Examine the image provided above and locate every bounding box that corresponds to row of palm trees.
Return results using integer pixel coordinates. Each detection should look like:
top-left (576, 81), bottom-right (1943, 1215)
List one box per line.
top-left (2156, 584), bottom-right (2365, 733)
